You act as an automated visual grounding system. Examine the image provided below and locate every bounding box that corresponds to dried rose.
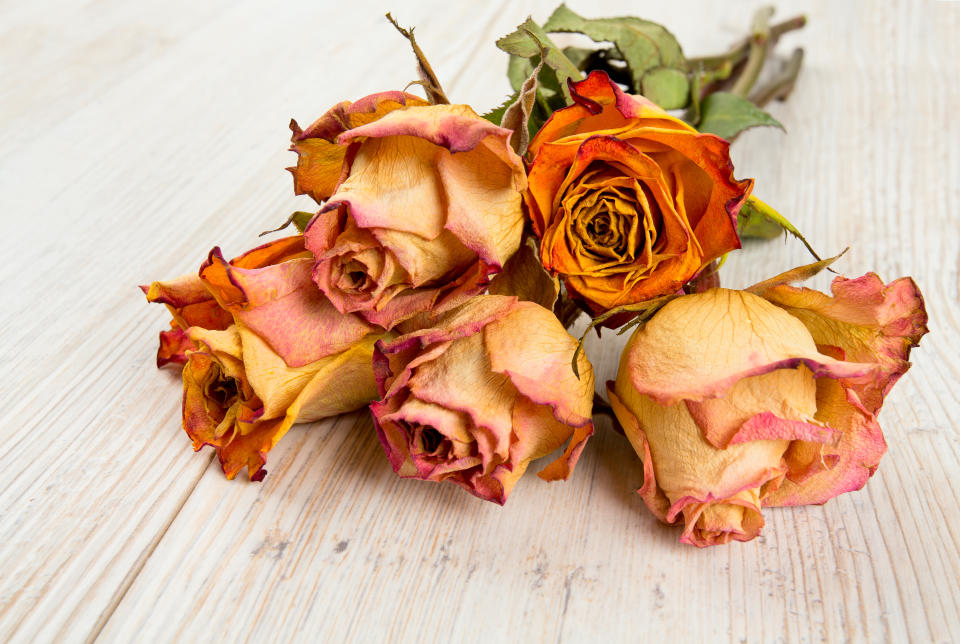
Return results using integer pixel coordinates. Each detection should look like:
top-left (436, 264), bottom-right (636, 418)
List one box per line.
top-left (183, 325), bottom-right (383, 481)
top-left (524, 70), bottom-right (753, 316)
top-left (295, 99), bottom-right (527, 330)
top-left (608, 275), bottom-right (927, 546)
top-left (142, 236), bottom-right (375, 368)
top-left (371, 295), bottom-right (595, 504)
top-left (145, 235), bottom-right (384, 479)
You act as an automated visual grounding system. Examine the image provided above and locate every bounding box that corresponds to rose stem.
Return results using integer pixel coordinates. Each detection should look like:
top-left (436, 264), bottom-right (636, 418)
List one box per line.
top-left (730, 6), bottom-right (775, 98)
top-left (385, 13), bottom-right (450, 105)
top-left (688, 13), bottom-right (806, 70)
top-left (749, 47), bottom-right (805, 107)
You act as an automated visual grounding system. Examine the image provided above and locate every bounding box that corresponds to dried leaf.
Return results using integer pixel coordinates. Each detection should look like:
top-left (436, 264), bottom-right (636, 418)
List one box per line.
top-left (746, 250), bottom-right (848, 295)
top-left (571, 293), bottom-right (680, 378)
top-left (386, 13), bottom-right (449, 105)
top-left (259, 211), bottom-right (314, 237)
top-left (488, 236), bottom-right (559, 309)
top-left (500, 30), bottom-right (547, 154)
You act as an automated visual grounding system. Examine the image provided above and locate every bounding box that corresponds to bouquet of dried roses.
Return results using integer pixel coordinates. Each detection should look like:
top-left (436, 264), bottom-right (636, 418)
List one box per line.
top-left (142, 6), bottom-right (928, 547)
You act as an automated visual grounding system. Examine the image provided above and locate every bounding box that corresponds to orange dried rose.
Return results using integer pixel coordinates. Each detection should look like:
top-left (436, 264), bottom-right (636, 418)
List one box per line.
top-left (524, 70), bottom-right (753, 316)
top-left (144, 236), bottom-right (384, 479)
top-left (183, 324), bottom-right (383, 481)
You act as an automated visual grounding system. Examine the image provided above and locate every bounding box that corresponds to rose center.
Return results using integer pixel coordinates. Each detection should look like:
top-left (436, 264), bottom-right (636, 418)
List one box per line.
top-left (336, 257), bottom-right (375, 295)
top-left (207, 367), bottom-right (239, 409)
top-left (420, 425), bottom-right (443, 453)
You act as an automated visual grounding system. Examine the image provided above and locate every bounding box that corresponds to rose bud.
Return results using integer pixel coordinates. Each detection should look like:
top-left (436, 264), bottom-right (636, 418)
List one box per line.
top-left (371, 295), bottom-right (595, 504)
top-left (608, 275), bottom-right (926, 547)
top-left (293, 97), bottom-right (527, 330)
top-left (141, 236), bottom-right (314, 367)
top-left (183, 325), bottom-right (385, 481)
top-left (524, 70), bottom-right (753, 318)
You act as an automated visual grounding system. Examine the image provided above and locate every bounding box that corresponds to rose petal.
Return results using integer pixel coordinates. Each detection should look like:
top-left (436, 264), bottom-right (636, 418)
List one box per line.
top-left (756, 273), bottom-right (929, 412)
top-left (200, 247), bottom-right (375, 366)
top-left (289, 91), bottom-right (428, 203)
top-left (483, 301), bottom-right (594, 427)
top-left (622, 289), bottom-right (881, 406)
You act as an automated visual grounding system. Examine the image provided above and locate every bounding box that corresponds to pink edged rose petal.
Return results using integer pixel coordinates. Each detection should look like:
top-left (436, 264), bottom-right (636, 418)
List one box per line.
top-left (756, 273), bottom-right (929, 411)
top-left (200, 248), bottom-right (375, 367)
top-left (623, 289), bottom-right (881, 406)
top-left (484, 301), bottom-right (595, 428)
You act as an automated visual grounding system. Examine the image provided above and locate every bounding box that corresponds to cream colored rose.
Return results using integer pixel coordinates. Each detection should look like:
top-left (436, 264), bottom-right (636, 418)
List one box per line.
top-left (609, 276), bottom-right (926, 547)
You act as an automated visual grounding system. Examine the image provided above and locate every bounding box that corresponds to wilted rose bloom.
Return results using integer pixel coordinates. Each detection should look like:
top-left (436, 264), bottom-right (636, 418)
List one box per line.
top-left (608, 275), bottom-right (927, 547)
top-left (371, 295), bottom-right (595, 504)
top-left (524, 70), bottom-right (753, 317)
top-left (183, 325), bottom-right (383, 481)
top-left (145, 235), bottom-right (383, 479)
top-left (292, 95), bottom-right (527, 330)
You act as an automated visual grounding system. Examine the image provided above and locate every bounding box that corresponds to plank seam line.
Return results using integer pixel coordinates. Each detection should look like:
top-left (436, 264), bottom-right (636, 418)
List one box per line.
top-left (84, 452), bottom-right (216, 643)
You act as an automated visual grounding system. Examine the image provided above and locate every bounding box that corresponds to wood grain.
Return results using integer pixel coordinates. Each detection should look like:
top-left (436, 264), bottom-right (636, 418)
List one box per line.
top-left (1, 1), bottom-right (958, 642)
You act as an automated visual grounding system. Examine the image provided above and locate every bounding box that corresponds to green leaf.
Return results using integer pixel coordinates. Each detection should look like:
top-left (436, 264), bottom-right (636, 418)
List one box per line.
top-left (496, 18), bottom-right (582, 102)
top-left (698, 91), bottom-right (784, 140)
top-left (640, 67), bottom-right (689, 109)
top-left (507, 55), bottom-right (533, 92)
top-left (543, 4), bottom-right (689, 107)
top-left (562, 46), bottom-right (595, 69)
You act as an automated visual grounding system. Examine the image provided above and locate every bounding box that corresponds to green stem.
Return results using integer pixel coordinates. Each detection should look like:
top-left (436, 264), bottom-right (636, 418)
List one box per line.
top-left (750, 47), bottom-right (805, 107)
top-left (730, 6), bottom-right (775, 98)
top-left (688, 13), bottom-right (806, 70)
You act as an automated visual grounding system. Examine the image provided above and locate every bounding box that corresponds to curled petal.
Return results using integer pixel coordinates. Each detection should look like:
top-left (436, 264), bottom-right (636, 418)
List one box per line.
top-left (289, 91), bottom-right (428, 203)
top-left (765, 378), bottom-right (886, 507)
top-left (484, 301), bottom-right (594, 427)
top-left (200, 243), bottom-right (375, 366)
top-left (757, 273), bottom-right (928, 411)
top-left (622, 289), bottom-right (880, 406)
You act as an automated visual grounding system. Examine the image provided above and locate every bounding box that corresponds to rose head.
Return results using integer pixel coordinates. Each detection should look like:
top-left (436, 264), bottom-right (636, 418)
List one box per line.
top-left (183, 325), bottom-right (383, 481)
top-left (524, 70), bottom-right (753, 317)
top-left (294, 97), bottom-right (527, 330)
top-left (145, 235), bottom-right (386, 480)
top-left (371, 295), bottom-right (595, 504)
top-left (608, 276), bottom-right (926, 547)
top-left (142, 236), bottom-right (376, 367)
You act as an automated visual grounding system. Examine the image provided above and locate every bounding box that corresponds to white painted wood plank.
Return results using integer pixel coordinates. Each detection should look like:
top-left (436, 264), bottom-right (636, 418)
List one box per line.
top-left (0, 1), bottom-right (505, 641)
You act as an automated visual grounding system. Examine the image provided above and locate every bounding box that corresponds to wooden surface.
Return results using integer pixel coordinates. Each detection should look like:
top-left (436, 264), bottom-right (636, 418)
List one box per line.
top-left (1, 0), bottom-right (958, 641)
